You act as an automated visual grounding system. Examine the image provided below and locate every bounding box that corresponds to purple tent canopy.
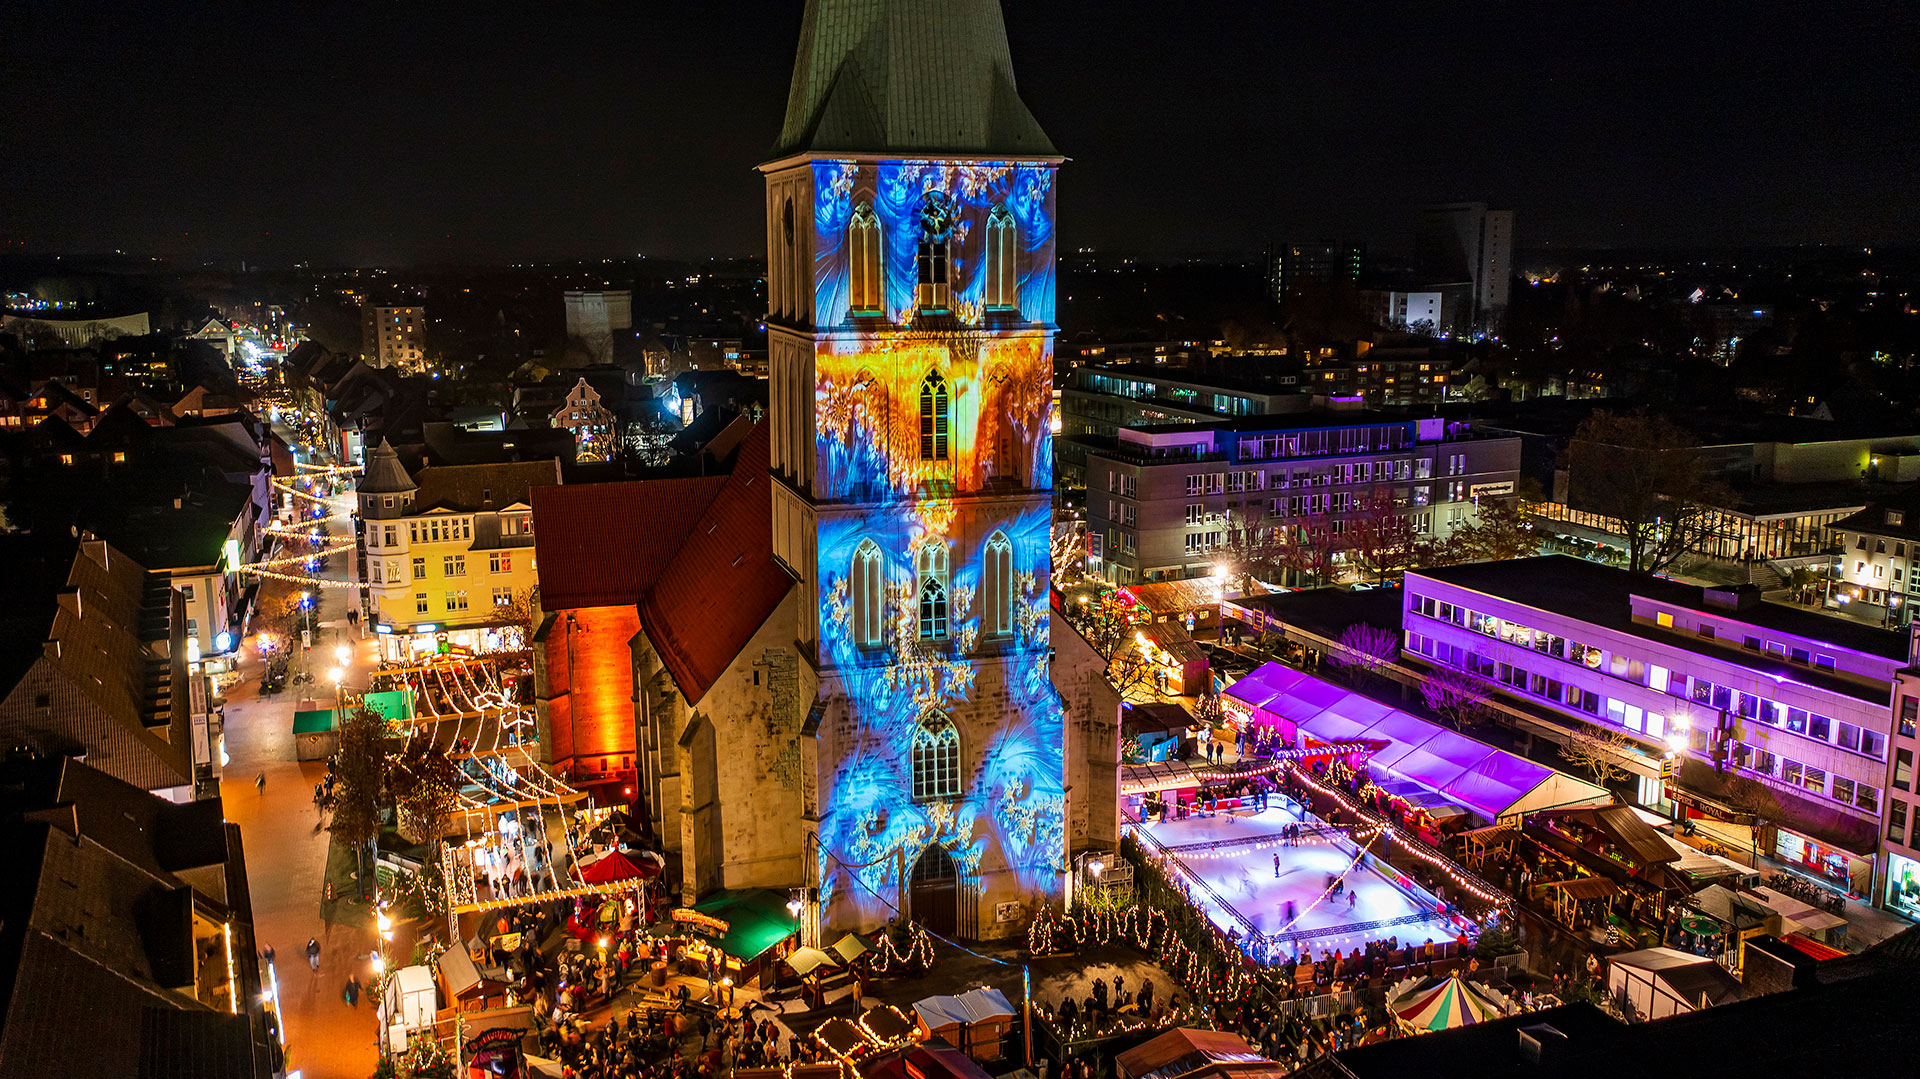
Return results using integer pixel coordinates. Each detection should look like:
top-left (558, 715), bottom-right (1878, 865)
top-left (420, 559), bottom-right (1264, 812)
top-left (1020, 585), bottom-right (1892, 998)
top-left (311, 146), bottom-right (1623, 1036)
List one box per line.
top-left (1224, 665), bottom-right (1307, 713)
top-left (1261, 662), bottom-right (1609, 821)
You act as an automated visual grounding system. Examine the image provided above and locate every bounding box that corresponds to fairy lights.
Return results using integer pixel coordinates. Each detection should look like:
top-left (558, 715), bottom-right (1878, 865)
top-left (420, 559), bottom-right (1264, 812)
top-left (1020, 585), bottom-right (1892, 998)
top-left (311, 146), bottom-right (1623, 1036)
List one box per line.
top-left (1284, 762), bottom-right (1510, 908)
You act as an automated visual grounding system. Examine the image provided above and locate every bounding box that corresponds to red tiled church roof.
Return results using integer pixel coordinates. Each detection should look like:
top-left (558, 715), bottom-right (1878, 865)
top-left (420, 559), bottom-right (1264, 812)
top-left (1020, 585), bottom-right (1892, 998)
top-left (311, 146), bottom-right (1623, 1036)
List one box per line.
top-left (533, 475), bottom-right (728, 609)
top-left (639, 424), bottom-right (793, 705)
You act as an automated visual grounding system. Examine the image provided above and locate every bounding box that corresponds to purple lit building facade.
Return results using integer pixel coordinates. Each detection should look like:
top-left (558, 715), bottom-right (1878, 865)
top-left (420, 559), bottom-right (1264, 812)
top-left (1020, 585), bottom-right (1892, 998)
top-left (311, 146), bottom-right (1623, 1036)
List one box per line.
top-left (1404, 557), bottom-right (1903, 905)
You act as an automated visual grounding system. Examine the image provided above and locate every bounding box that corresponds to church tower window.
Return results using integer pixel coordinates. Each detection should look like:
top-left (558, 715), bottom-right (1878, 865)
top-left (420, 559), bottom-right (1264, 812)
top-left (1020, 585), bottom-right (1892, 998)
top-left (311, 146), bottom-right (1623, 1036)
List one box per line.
top-left (916, 193), bottom-right (954, 312)
top-left (911, 714), bottom-right (962, 800)
top-left (984, 209), bottom-right (1017, 309)
top-left (918, 371), bottom-right (950, 462)
top-left (982, 531), bottom-right (1013, 637)
top-left (848, 204), bottom-right (882, 315)
top-left (917, 543), bottom-right (949, 640)
top-left (852, 539), bottom-right (884, 648)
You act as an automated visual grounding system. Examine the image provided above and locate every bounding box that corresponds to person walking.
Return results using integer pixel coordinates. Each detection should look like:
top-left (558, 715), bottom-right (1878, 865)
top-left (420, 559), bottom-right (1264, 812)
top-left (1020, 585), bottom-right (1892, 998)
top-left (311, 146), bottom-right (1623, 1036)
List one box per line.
top-left (345, 974), bottom-right (361, 1008)
top-left (255, 772), bottom-right (266, 795)
top-left (1274, 852), bottom-right (1282, 878)
top-left (306, 937), bottom-right (321, 972)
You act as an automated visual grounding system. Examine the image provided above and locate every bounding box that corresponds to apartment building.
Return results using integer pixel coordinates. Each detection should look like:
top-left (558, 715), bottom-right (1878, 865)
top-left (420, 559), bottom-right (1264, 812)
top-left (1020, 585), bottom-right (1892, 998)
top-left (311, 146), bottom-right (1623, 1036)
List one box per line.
top-left (362, 304), bottom-right (426, 371)
top-left (1829, 487), bottom-right (1920, 622)
top-left (1404, 556), bottom-right (1900, 901)
top-left (1086, 411), bottom-right (1520, 584)
top-left (356, 440), bottom-right (558, 659)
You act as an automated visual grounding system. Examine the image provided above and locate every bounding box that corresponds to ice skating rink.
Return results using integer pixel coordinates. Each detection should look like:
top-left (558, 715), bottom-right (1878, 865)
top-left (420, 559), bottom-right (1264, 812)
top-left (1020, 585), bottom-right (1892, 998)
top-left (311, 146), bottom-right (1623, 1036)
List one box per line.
top-left (1138, 804), bottom-right (1447, 957)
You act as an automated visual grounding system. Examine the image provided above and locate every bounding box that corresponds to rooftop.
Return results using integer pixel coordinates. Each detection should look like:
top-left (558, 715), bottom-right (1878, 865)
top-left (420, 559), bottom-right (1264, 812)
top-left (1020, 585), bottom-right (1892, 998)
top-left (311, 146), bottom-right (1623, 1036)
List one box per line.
top-left (532, 474), bottom-right (729, 610)
top-left (410, 458), bottom-right (562, 514)
top-left (772, 0), bottom-right (1057, 159)
top-left (1412, 556), bottom-right (1905, 702)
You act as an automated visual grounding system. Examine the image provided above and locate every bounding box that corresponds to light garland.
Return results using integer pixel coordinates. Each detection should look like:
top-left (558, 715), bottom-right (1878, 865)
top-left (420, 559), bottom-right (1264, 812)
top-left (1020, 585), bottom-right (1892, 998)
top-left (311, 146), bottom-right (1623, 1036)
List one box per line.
top-left (1285, 762), bottom-right (1509, 908)
top-left (869, 922), bottom-right (936, 974)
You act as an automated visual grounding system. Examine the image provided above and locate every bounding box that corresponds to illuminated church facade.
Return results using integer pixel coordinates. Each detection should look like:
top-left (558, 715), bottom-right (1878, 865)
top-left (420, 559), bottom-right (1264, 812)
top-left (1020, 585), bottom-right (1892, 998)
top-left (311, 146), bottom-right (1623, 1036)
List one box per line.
top-left (534, 0), bottom-right (1115, 943)
top-left (760, 0), bottom-right (1106, 940)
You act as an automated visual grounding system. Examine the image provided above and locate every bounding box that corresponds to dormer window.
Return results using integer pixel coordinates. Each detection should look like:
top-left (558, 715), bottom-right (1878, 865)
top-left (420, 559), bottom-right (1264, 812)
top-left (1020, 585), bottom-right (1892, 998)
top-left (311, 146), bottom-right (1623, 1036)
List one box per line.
top-left (1889, 510), bottom-right (1905, 527)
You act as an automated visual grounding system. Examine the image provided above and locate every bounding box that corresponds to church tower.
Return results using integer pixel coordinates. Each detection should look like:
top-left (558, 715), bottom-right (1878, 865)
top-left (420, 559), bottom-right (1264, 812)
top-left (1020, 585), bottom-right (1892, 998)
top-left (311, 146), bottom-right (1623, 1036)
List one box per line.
top-left (762, 0), bottom-right (1066, 939)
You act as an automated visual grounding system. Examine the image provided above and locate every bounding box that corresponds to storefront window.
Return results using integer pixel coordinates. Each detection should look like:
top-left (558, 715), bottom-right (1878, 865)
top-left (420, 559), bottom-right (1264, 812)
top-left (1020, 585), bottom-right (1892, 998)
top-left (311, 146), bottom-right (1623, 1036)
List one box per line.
top-left (1888, 853), bottom-right (1920, 920)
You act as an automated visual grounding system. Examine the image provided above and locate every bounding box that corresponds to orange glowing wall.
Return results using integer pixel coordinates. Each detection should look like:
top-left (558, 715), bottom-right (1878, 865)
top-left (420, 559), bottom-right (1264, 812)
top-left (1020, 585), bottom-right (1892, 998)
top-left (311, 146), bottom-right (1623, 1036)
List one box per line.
top-left (545, 604), bottom-right (641, 781)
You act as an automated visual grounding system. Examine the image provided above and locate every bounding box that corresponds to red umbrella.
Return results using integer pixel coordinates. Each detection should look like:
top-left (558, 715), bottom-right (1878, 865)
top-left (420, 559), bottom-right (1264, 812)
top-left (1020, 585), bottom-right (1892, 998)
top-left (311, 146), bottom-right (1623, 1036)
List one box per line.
top-left (579, 849), bottom-right (647, 884)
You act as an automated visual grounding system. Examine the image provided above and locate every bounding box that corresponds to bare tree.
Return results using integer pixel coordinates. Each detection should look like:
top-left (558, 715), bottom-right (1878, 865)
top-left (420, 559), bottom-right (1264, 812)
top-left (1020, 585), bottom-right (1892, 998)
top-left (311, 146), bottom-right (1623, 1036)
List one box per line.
top-left (1106, 635), bottom-right (1162, 704)
top-left (1562, 723), bottom-right (1635, 787)
top-left (329, 707), bottom-right (394, 899)
top-left (1445, 488), bottom-right (1545, 564)
top-left (1564, 411), bottom-right (1735, 574)
top-left (1420, 667), bottom-right (1495, 729)
top-left (1348, 486), bottom-right (1421, 583)
top-left (1331, 622), bottom-right (1400, 683)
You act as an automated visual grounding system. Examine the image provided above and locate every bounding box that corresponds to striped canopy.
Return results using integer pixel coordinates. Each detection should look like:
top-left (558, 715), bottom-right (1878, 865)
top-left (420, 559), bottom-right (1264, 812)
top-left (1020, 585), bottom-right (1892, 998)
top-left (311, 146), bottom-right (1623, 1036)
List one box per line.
top-left (1389, 974), bottom-right (1513, 1033)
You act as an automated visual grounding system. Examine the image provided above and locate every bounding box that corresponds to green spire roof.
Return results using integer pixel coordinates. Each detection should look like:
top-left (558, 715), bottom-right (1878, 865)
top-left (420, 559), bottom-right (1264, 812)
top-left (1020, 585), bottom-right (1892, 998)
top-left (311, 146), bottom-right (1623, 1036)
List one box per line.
top-left (773, 0), bottom-right (1057, 159)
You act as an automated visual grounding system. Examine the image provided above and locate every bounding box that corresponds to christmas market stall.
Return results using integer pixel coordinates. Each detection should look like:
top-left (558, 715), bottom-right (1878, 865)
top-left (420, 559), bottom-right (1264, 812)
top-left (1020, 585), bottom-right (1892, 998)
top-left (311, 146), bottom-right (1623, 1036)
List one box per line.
top-left (651, 888), bottom-right (798, 989)
top-left (912, 989), bottom-right (1017, 1061)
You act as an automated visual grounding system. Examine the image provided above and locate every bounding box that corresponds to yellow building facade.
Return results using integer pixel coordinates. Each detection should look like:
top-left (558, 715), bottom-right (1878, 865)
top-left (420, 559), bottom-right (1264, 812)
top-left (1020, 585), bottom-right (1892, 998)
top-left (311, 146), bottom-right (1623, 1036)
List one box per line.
top-left (356, 440), bottom-right (558, 658)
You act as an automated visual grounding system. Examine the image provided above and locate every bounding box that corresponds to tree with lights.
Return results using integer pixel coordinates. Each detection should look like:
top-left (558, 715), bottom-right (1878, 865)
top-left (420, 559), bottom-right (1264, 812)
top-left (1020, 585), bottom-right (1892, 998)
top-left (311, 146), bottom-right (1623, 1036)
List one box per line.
top-left (330, 707), bottom-right (394, 900)
top-left (1420, 667), bottom-right (1495, 730)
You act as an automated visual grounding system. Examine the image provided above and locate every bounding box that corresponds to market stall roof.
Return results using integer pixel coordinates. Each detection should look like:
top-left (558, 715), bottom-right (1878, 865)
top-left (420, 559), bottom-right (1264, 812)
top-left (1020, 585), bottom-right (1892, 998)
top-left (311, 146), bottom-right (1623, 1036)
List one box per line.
top-left (786, 946), bottom-right (840, 977)
top-left (1235, 661), bottom-right (1608, 821)
top-left (815, 1017), bottom-right (872, 1058)
top-left (1749, 886), bottom-right (1848, 933)
top-left (438, 943), bottom-right (508, 1000)
top-left (1539, 876), bottom-right (1620, 900)
top-left (1535, 806), bottom-right (1679, 867)
top-left (859, 1005), bottom-right (916, 1043)
top-left (955, 987), bottom-right (1014, 1023)
top-left (1115, 1028), bottom-right (1278, 1079)
top-left (1121, 577), bottom-right (1236, 616)
top-left (913, 995), bottom-right (969, 1036)
top-left (292, 709), bottom-right (334, 735)
top-left (1656, 834), bottom-right (1750, 883)
top-left (863, 1044), bottom-right (993, 1079)
top-left (830, 932), bottom-right (872, 965)
top-left (691, 888), bottom-right (794, 961)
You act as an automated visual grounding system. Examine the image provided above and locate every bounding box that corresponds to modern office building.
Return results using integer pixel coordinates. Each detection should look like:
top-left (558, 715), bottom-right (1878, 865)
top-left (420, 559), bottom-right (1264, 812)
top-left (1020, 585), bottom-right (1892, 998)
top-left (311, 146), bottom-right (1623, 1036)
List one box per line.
top-left (1270, 240), bottom-right (1364, 301)
top-left (1056, 362), bottom-right (1307, 486)
top-left (362, 304), bottom-right (425, 370)
top-left (1417, 203), bottom-right (1512, 332)
top-left (355, 440), bottom-right (557, 658)
top-left (1404, 556), bottom-right (1899, 900)
top-left (1086, 412), bottom-right (1520, 584)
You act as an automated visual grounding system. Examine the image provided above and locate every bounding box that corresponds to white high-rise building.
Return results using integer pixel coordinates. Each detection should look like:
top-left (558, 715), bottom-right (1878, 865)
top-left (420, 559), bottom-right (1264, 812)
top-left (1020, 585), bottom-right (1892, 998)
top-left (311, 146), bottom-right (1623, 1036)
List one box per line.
top-left (1417, 202), bottom-right (1513, 333)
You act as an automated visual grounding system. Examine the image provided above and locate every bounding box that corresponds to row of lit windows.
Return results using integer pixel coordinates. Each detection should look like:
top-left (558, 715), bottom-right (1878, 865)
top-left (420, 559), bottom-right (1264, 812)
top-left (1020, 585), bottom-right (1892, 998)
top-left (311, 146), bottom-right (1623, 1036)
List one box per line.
top-left (848, 534), bottom-right (1015, 648)
top-left (845, 204), bottom-right (1019, 317)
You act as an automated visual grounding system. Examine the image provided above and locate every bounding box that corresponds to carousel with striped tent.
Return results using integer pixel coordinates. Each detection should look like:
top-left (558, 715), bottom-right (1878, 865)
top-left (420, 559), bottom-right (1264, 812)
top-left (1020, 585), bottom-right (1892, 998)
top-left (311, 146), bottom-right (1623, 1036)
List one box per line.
top-left (1388, 972), bottom-right (1516, 1034)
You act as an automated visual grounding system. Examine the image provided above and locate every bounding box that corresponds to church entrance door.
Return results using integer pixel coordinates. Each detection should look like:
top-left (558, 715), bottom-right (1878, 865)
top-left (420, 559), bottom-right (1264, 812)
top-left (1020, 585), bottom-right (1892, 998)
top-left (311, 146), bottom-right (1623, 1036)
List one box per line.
top-left (909, 845), bottom-right (959, 938)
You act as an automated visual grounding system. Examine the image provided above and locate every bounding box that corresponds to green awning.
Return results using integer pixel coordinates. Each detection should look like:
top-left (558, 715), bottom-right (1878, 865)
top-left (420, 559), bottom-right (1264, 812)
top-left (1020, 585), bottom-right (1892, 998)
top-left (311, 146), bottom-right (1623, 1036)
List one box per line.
top-left (693, 889), bottom-right (795, 962)
top-left (292, 709), bottom-right (336, 735)
top-left (362, 690), bottom-right (413, 723)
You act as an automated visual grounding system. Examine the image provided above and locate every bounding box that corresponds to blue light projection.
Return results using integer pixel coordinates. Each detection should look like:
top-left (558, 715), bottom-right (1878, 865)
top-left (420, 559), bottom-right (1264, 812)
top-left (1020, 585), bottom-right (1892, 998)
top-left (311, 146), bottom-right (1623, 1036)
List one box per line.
top-left (804, 157), bottom-right (1065, 930)
top-left (812, 161), bottom-right (1057, 328)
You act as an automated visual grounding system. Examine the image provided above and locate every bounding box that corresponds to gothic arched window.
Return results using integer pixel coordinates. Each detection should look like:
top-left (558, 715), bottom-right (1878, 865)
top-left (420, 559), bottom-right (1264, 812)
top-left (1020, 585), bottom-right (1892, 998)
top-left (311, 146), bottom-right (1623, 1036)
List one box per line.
top-left (852, 539), bottom-right (884, 648)
top-left (917, 543), bottom-right (949, 640)
top-left (916, 194), bottom-right (953, 312)
top-left (848, 204), bottom-right (882, 316)
top-left (982, 531), bottom-right (1013, 637)
top-left (912, 713), bottom-right (962, 800)
top-left (918, 371), bottom-right (949, 462)
top-left (984, 209), bottom-right (1017, 309)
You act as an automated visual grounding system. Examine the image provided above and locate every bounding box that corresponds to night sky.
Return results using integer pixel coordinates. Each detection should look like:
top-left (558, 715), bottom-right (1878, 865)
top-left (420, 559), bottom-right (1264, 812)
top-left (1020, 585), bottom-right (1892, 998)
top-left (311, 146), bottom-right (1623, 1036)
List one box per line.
top-left (5, 1), bottom-right (1916, 265)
